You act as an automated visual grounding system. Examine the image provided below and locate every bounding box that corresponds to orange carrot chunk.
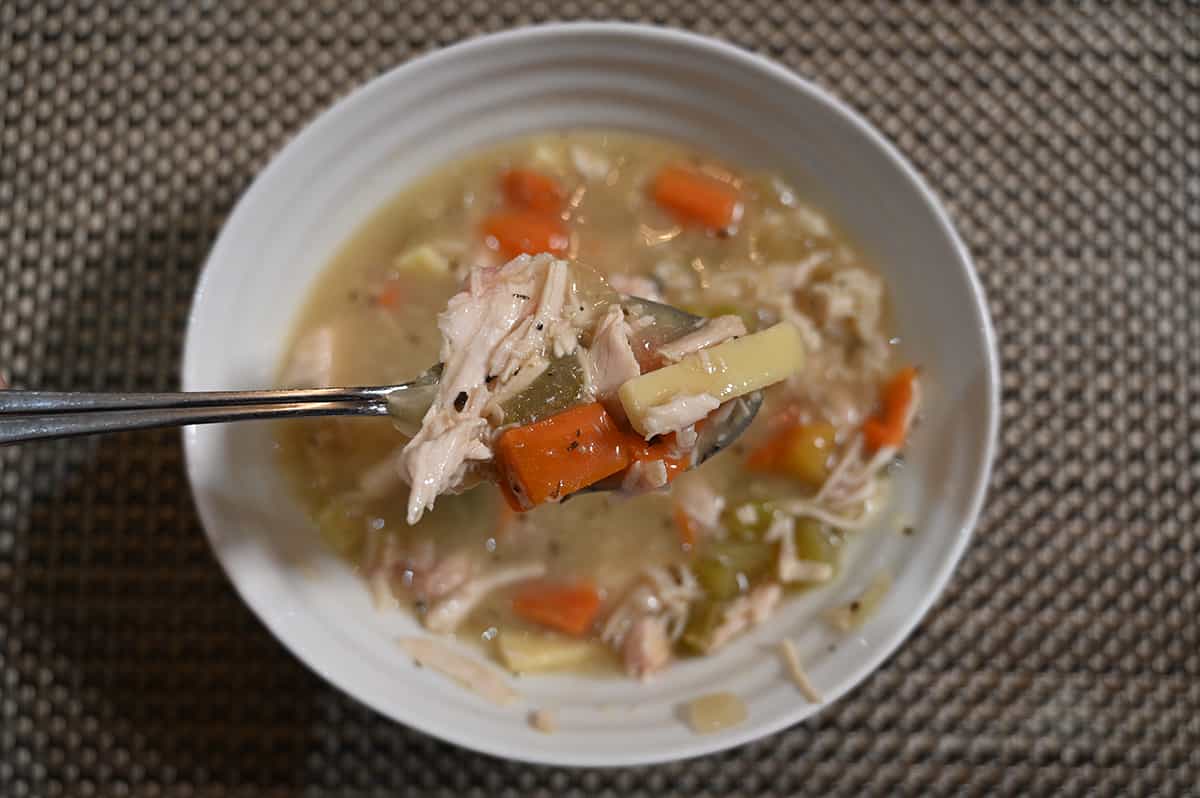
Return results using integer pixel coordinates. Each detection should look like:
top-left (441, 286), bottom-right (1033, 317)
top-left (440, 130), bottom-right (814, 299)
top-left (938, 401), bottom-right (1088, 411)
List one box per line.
top-left (495, 402), bottom-right (632, 509)
top-left (863, 366), bottom-right (918, 451)
top-left (651, 164), bottom-right (741, 230)
top-left (482, 209), bottom-right (569, 259)
top-left (512, 581), bottom-right (602, 636)
top-left (502, 168), bottom-right (566, 214)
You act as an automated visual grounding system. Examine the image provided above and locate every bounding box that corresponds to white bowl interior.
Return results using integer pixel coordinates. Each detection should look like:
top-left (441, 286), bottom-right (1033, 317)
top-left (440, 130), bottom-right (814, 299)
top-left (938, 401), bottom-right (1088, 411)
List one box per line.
top-left (183, 23), bottom-right (998, 766)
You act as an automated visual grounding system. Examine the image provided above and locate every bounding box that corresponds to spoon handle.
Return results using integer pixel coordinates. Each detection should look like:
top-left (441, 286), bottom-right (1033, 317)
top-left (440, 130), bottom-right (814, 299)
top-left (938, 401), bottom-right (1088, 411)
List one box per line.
top-left (0, 398), bottom-right (389, 445)
top-left (0, 365), bottom-right (445, 444)
top-left (0, 386), bottom-right (395, 413)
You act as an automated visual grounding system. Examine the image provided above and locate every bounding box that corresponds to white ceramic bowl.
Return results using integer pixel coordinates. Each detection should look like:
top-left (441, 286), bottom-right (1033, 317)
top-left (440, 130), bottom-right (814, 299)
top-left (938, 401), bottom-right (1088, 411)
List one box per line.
top-left (183, 23), bottom-right (999, 766)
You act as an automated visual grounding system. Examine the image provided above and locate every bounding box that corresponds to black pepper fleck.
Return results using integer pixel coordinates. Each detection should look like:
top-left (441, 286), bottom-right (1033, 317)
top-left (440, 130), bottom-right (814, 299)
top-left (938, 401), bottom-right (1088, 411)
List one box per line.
top-left (716, 228), bottom-right (730, 239)
top-left (513, 293), bottom-right (531, 300)
top-left (849, 601), bottom-right (861, 612)
top-left (902, 525), bottom-right (914, 536)
top-left (567, 440), bottom-right (579, 451)
top-left (536, 322), bottom-right (544, 331)
top-left (485, 375), bottom-right (497, 384)
top-left (454, 391), bottom-right (468, 412)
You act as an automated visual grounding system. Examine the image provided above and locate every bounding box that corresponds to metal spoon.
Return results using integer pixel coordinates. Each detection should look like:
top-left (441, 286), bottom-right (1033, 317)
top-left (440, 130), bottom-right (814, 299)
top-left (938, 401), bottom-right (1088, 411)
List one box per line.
top-left (0, 297), bottom-right (761, 467)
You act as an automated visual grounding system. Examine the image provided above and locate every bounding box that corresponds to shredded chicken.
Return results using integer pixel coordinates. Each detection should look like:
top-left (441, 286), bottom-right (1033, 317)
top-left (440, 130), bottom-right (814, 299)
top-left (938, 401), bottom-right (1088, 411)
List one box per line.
top-left (780, 639), bottom-right (823, 703)
top-left (423, 561), bottom-right (547, 633)
top-left (588, 304), bottom-right (641, 398)
top-left (363, 529), bottom-right (405, 608)
top-left (656, 315), bottom-right (746, 362)
top-left (600, 584), bottom-right (657, 647)
top-left (621, 615), bottom-right (672, 679)
top-left (410, 550), bottom-right (477, 600)
top-left (807, 267), bottom-right (891, 375)
top-left (810, 268), bottom-right (881, 340)
top-left (402, 421), bottom-right (492, 524)
top-left (398, 637), bottom-right (519, 706)
top-left (639, 392), bottom-right (720, 438)
top-left (764, 514), bottom-right (834, 584)
top-left (786, 383), bottom-right (918, 530)
top-left (601, 564), bottom-right (701, 648)
top-left (400, 255), bottom-right (590, 523)
top-left (620, 459), bottom-right (669, 493)
top-left (774, 498), bottom-right (878, 532)
top-left (643, 565), bottom-right (703, 639)
top-left (794, 205), bottom-right (831, 238)
top-left (672, 475), bottom-right (725, 530)
top-left (675, 423), bottom-right (699, 450)
top-left (709, 583), bottom-right (782, 651)
top-left (485, 257), bottom-right (580, 381)
top-left (363, 534), bottom-right (445, 608)
top-left (609, 273), bottom-right (663, 302)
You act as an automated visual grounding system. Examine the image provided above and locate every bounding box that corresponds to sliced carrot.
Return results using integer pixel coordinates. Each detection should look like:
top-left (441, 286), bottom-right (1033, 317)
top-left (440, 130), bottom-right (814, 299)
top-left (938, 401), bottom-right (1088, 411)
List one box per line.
top-left (651, 164), bottom-right (741, 230)
top-left (512, 581), bottom-right (602, 636)
top-left (673, 503), bottom-right (699, 549)
top-left (863, 366), bottom-right (919, 451)
top-left (482, 209), bottom-right (569, 259)
top-left (495, 402), bottom-right (632, 508)
top-left (861, 418), bottom-right (893, 452)
top-left (502, 168), bottom-right (565, 214)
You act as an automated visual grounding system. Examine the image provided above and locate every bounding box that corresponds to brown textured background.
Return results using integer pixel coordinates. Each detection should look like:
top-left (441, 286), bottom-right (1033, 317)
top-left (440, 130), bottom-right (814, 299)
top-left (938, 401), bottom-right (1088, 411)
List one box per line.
top-left (1, 1), bottom-right (1198, 795)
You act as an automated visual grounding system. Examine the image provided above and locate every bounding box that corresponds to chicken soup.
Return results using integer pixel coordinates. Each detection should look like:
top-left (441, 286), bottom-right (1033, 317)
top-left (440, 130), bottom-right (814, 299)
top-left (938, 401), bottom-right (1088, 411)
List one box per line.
top-left (275, 131), bottom-right (918, 680)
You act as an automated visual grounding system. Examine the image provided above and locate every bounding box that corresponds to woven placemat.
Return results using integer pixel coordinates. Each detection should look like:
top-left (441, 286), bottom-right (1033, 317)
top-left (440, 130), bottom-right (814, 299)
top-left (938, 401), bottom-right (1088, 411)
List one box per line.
top-left (1, 2), bottom-right (1197, 795)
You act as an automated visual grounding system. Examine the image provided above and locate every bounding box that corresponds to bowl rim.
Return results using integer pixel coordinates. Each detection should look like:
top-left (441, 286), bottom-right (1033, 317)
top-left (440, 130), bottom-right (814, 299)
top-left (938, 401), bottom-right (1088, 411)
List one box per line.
top-left (183, 21), bottom-right (1000, 766)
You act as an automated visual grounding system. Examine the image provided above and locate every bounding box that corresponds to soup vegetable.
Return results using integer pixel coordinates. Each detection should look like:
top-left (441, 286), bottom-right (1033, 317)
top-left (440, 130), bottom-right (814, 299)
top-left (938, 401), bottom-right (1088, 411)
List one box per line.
top-left (276, 132), bottom-right (919, 682)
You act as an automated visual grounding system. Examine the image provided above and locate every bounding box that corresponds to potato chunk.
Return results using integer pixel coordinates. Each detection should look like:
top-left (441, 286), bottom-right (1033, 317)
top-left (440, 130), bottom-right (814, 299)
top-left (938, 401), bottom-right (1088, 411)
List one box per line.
top-left (496, 633), bottom-right (608, 673)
